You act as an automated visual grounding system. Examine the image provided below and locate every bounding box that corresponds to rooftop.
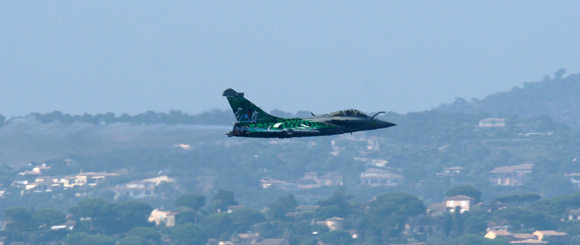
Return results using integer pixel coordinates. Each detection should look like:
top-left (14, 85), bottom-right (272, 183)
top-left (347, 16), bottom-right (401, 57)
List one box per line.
top-left (510, 239), bottom-right (547, 244)
top-left (254, 239), bottom-right (287, 245)
top-left (446, 195), bottom-right (474, 201)
top-left (533, 230), bottom-right (568, 236)
top-left (489, 164), bottom-right (534, 173)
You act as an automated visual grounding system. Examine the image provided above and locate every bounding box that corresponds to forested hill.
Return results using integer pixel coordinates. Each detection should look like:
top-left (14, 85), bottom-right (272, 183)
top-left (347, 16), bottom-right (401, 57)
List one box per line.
top-left (436, 69), bottom-right (580, 129)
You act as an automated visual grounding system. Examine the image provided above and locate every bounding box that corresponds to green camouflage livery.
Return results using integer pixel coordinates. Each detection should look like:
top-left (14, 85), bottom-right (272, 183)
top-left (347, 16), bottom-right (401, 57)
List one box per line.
top-left (223, 88), bottom-right (395, 138)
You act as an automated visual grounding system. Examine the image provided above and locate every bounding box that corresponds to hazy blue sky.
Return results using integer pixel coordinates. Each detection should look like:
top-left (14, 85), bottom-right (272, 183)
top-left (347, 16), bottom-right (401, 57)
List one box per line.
top-left (1, 1), bottom-right (579, 117)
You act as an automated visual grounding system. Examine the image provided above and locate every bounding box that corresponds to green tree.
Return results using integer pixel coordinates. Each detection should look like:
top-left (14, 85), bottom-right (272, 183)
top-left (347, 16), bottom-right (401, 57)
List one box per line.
top-left (230, 208), bottom-right (265, 232)
top-left (4, 207), bottom-right (33, 230)
top-left (463, 216), bottom-right (488, 235)
top-left (175, 193), bottom-right (206, 211)
top-left (75, 198), bottom-right (114, 231)
top-left (112, 200), bottom-right (153, 232)
top-left (63, 232), bottom-right (90, 245)
top-left (364, 192), bottom-right (425, 243)
top-left (529, 199), bottom-right (556, 214)
top-left (542, 174), bottom-right (576, 198)
top-left (315, 205), bottom-right (342, 221)
top-left (202, 213), bottom-right (234, 238)
top-left (320, 230), bottom-right (353, 245)
top-left (126, 226), bottom-right (161, 244)
top-left (267, 193), bottom-right (298, 220)
top-left (494, 207), bottom-right (554, 231)
top-left (446, 185), bottom-right (482, 203)
top-left (40, 229), bottom-right (69, 243)
top-left (450, 206), bottom-right (463, 238)
top-left (561, 220), bottom-right (580, 236)
top-left (491, 194), bottom-right (540, 207)
top-left (33, 208), bottom-right (66, 228)
top-left (119, 236), bottom-right (148, 245)
top-left (81, 234), bottom-right (116, 245)
top-left (175, 207), bottom-right (197, 225)
top-left (518, 194), bottom-right (541, 205)
top-left (571, 235), bottom-right (580, 245)
top-left (211, 190), bottom-right (238, 213)
top-left (316, 189), bottom-right (354, 219)
top-left (443, 213), bottom-right (453, 237)
top-left (175, 193), bottom-right (205, 224)
top-left (171, 223), bottom-right (208, 245)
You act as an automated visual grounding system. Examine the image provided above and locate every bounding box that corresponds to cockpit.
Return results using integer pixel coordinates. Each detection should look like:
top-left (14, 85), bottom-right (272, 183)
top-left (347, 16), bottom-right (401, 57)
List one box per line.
top-left (325, 109), bottom-right (370, 118)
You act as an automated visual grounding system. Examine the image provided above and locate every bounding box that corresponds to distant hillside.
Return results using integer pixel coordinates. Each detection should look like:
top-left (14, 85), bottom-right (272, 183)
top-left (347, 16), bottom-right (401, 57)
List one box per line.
top-left (436, 69), bottom-right (580, 128)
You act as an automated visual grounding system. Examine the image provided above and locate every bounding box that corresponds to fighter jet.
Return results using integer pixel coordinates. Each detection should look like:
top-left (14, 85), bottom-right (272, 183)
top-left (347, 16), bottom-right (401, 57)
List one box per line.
top-left (223, 88), bottom-right (395, 138)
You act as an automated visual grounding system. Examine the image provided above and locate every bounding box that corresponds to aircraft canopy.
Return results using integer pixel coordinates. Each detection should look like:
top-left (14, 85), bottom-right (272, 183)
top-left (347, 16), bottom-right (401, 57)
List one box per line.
top-left (326, 109), bottom-right (370, 118)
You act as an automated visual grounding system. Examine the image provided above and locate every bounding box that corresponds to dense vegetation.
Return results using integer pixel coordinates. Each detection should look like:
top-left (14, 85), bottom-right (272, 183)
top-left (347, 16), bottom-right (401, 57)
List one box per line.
top-left (5, 187), bottom-right (580, 244)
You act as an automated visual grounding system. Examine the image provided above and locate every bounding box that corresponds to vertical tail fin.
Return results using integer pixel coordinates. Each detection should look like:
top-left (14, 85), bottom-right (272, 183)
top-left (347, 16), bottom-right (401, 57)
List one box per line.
top-left (223, 88), bottom-right (279, 123)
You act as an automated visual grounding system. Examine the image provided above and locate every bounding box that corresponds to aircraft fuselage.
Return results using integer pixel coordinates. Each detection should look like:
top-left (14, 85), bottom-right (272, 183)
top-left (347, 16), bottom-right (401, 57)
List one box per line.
top-left (223, 88), bottom-right (395, 138)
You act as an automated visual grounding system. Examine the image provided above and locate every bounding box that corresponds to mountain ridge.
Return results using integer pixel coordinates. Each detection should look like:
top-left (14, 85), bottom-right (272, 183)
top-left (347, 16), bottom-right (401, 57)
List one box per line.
top-left (436, 69), bottom-right (580, 128)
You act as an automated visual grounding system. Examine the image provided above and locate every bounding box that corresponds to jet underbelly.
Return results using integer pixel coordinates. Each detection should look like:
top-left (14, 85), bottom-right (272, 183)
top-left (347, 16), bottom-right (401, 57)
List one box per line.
top-left (227, 124), bottom-right (344, 138)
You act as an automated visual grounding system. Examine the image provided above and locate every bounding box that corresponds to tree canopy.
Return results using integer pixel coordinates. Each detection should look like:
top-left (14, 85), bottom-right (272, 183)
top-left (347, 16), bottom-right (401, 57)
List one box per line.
top-left (211, 190), bottom-right (238, 213)
top-left (175, 193), bottom-right (206, 211)
top-left (32, 208), bottom-right (66, 228)
top-left (171, 223), bottom-right (208, 245)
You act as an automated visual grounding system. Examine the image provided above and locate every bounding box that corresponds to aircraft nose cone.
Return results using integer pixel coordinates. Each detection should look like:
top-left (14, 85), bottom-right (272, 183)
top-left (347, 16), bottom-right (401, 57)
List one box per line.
top-left (383, 121), bottom-right (396, 128)
top-left (375, 120), bottom-right (396, 128)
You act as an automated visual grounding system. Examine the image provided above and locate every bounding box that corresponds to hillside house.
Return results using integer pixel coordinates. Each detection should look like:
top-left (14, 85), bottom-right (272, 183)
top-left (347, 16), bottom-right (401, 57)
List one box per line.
top-left (260, 178), bottom-right (296, 189)
top-left (511, 234), bottom-right (540, 243)
top-left (18, 164), bottom-right (51, 176)
top-left (148, 209), bottom-right (178, 227)
top-left (360, 168), bottom-right (403, 186)
top-left (565, 173), bottom-right (580, 189)
top-left (50, 220), bottom-right (76, 231)
top-left (15, 171), bottom-right (118, 192)
top-left (24, 179), bottom-right (53, 192)
top-left (436, 166), bottom-right (465, 178)
top-left (479, 118), bottom-right (505, 127)
top-left (110, 181), bottom-right (156, 199)
top-left (484, 230), bottom-right (513, 240)
top-left (316, 217), bottom-right (344, 231)
top-left (569, 210), bottom-right (580, 220)
top-left (110, 175), bottom-right (175, 199)
top-left (486, 220), bottom-right (510, 232)
top-left (489, 164), bottom-right (533, 186)
top-left (446, 195), bottom-right (473, 213)
top-left (443, 166), bottom-right (464, 174)
top-left (354, 157), bottom-right (388, 167)
top-left (405, 215), bottom-right (443, 235)
top-left (254, 239), bottom-right (289, 245)
top-left (296, 172), bottom-right (343, 189)
top-left (485, 231), bottom-right (550, 243)
top-left (533, 230), bottom-right (569, 243)
top-left (427, 203), bottom-right (447, 216)
top-left (73, 172), bottom-right (118, 187)
top-left (236, 233), bottom-right (261, 245)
